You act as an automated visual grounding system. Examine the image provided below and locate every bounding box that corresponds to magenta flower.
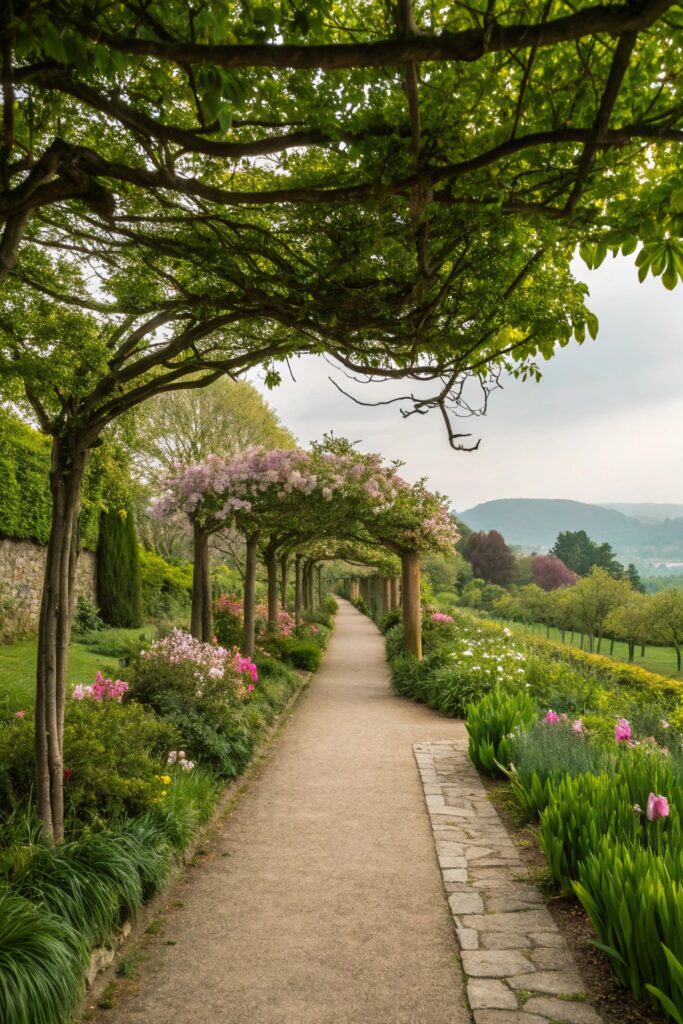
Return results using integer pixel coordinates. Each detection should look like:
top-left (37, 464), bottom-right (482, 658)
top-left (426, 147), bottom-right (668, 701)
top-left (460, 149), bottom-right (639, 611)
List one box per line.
top-left (572, 719), bottom-right (583, 734)
top-left (14, 710), bottom-right (27, 719)
top-left (544, 710), bottom-right (560, 724)
top-left (646, 793), bottom-right (669, 821)
top-left (431, 612), bottom-right (455, 624)
top-left (615, 718), bottom-right (632, 742)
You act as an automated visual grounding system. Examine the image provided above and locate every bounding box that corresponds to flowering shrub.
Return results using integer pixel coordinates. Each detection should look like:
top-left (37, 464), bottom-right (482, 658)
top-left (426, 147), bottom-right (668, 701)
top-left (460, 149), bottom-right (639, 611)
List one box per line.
top-left (431, 612), bottom-right (454, 624)
top-left (214, 593), bottom-right (295, 649)
top-left (140, 629), bottom-right (257, 697)
top-left (167, 749), bottom-right (195, 771)
top-left (72, 672), bottom-right (129, 702)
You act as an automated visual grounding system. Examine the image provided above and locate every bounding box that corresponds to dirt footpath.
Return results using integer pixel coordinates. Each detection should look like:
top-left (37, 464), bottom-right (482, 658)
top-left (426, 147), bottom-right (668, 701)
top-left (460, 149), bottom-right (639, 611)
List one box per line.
top-left (95, 600), bottom-right (469, 1024)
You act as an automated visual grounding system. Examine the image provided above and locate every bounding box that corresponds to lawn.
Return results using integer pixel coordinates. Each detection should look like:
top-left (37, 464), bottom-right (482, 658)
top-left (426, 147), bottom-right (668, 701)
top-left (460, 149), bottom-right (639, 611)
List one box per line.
top-left (500, 618), bottom-right (682, 679)
top-left (0, 626), bottom-right (158, 708)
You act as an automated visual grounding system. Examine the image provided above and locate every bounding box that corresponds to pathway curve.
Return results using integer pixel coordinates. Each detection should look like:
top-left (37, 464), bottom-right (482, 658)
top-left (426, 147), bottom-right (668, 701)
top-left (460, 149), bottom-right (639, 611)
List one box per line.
top-left (98, 600), bottom-right (469, 1024)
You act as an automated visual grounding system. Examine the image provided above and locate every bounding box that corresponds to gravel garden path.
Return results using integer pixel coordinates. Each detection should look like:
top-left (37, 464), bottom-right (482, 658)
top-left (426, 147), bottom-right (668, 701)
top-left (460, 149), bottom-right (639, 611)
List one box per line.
top-left (95, 600), bottom-right (470, 1024)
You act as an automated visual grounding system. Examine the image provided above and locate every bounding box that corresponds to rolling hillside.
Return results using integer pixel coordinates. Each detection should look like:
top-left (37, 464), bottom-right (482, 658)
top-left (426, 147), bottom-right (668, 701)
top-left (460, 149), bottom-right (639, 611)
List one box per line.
top-left (458, 498), bottom-right (683, 568)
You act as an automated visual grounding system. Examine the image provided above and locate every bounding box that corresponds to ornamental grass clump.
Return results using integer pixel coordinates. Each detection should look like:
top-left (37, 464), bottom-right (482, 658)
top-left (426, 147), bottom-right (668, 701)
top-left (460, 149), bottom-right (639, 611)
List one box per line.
top-left (0, 891), bottom-right (87, 1024)
top-left (466, 687), bottom-right (537, 775)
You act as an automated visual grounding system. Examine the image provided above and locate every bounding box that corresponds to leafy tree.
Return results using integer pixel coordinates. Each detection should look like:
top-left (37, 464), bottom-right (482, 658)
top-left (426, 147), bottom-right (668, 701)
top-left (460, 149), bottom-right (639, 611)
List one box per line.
top-left (513, 554), bottom-right (535, 587)
top-left (604, 594), bottom-right (650, 663)
top-left (532, 554), bottom-right (577, 591)
top-left (567, 567), bottom-right (632, 653)
top-left (97, 507), bottom-right (143, 628)
top-left (422, 551), bottom-right (471, 594)
top-left (648, 590), bottom-right (683, 672)
top-left (463, 530), bottom-right (515, 586)
top-left (551, 530), bottom-right (623, 577)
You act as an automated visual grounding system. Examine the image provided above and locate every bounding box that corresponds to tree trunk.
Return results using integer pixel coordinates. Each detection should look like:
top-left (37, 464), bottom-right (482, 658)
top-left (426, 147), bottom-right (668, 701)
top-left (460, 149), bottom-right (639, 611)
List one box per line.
top-left (609, 637), bottom-right (615, 656)
top-left (190, 522), bottom-right (212, 641)
top-left (641, 644), bottom-right (646, 658)
top-left (242, 532), bottom-right (259, 657)
top-left (676, 644), bottom-right (682, 673)
top-left (401, 550), bottom-right (422, 659)
top-left (306, 561), bottom-right (315, 611)
top-left (295, 554), bottom-right (303, 627)
top-left (628, 640), bottom-right (635, 663)
top-left (389, 576), bottom-right (400, 610)
top-left (280, 553), bottom-right (289, 611)
top-left (265, 540), bottom-right (278, 632)
top-left (317, 564), bottom-right (323, 608)
top-left (35, 435), bottom-right (89, 842)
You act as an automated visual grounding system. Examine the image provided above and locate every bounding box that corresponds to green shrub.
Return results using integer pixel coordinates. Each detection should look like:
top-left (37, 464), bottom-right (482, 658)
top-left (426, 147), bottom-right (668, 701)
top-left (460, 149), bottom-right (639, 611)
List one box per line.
top-left (72, 594), bottom-right (104, 636)
top-left (283, 639), bottom-right (321, 671)
top-left (323, 595), bottom-right (338, 616)
top-left (97, 507), bottom-right (143, 628)
top-left (139, 547), bottom-right (192, 623)
top-left (0, 891), bottom-right (87, 1024)
top-left (466, 687), bottom-right (536, 775)
top-left (379, 608), bottom-right (401, 634)
top-left (62, 697), bottom-right (177, 823)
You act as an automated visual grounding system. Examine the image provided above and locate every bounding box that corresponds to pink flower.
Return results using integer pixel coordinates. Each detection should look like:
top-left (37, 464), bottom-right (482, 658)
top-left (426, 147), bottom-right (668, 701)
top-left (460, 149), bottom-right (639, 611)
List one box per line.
top-left (544, 710), bottom-right (560, 724)
top-left (431, 612), bottom-right (454, 624)
top-left (572, 719), bottom-right (583, 734)
top-left (615, 718), bottom-right (632, 742)
top-left (14, 710), bottom-right (27, 719)
top-left (646, 793), bottom-right (669, 821)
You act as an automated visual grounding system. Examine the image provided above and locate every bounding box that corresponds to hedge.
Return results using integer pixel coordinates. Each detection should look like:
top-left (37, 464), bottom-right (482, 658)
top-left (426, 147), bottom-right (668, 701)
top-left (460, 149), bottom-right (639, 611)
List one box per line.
top-left (0, 410), bottom-right (103, 551)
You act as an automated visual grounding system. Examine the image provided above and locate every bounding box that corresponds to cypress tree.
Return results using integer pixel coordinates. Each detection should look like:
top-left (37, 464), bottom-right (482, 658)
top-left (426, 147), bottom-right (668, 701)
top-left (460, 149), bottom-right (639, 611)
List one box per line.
top-left (97, 507), bottom-right (143, 627)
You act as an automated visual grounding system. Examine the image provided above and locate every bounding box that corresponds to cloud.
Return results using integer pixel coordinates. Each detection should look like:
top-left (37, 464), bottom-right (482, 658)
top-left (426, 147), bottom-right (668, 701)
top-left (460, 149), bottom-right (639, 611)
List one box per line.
top-left (250, 255), bottom-right (683, 509)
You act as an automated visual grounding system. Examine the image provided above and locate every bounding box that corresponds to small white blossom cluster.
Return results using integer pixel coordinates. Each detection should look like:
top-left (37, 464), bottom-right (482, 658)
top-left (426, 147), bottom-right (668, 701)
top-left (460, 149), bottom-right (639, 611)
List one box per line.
top-left (448, 620), bottom-right (526, 686)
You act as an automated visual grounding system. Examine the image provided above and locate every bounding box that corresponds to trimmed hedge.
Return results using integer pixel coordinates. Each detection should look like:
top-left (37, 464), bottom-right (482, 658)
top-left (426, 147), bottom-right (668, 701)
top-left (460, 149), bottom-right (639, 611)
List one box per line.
top-left (97, 508), bottom-right (143, 628)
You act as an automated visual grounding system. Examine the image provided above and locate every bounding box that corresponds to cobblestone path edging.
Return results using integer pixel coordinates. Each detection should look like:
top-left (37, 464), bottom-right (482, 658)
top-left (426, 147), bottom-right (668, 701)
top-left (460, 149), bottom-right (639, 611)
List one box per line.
top-left (414, 740), bottom-right (604, 1024)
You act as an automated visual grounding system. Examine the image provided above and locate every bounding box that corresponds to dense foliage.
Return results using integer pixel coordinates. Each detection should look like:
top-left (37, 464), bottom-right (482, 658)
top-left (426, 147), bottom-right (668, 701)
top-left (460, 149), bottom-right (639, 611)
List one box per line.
top-left (97, 508), bottom-right (143, 628)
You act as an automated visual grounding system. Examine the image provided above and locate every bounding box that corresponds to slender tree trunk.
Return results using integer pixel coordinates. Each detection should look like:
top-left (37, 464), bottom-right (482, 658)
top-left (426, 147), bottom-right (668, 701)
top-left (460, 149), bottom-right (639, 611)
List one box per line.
top-left (265, 540), bottom-right (278, 632)
top-left (35, 435), bottom-right (89, 842)
top-left (280, 553), bottom-right (289, 611)
top-left (609, 637), bottom-right (615, 656)
top-left (306, 561), bottom-right (315, 611)
top-left (390, 576), bottom-right (399, 610)
top-left (294, 554), bottom-right (303, 627)
top-left (191, 523), bottom-right (212, 641)
top-left (242, 532), bottom-right (259, 657)
top-left (401, 550), bottom-right (422, 659)
top-left (317, 564), bottom-right (323, 608)
top-left (675, 644), bottom-right (681, 673)
top-left (628, 639), bottom-right (635, 663)
top-left (641, 644), bottom-right (646, 658)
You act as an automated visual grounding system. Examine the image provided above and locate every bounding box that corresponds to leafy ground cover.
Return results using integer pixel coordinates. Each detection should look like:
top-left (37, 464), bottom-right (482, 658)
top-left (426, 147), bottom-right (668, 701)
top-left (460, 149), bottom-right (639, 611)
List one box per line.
top-left (0, 597), bottom-right (336, 1024)
top-left (386, 608), bottom-right (683, 1020)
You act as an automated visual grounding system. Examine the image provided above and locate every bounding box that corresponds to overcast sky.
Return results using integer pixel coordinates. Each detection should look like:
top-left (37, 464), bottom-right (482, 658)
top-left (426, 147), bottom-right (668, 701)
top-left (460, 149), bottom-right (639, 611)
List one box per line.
top-left (250, 255), bottom-right (683, 512)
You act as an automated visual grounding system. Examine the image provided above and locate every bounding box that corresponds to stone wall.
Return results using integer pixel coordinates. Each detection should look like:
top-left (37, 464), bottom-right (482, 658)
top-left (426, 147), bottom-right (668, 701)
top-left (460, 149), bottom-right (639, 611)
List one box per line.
top-left (0, 538), bottom-right (97, 635)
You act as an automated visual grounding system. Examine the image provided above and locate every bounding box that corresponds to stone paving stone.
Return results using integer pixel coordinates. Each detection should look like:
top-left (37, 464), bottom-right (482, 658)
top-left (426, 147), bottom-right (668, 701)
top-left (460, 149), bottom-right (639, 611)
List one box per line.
top-left (467, 979), bottom-right (518, 1010)
top-left (523, 997), bottom-right (603, 1023)
top-left (508, 971), bottom-right (585, 995)
top-left (473, 1012), bottom-right (548, 1024)
top-left (462, 951), bottom-right (535, 978)
top-left (414, 740), bottom-right (604, 1024)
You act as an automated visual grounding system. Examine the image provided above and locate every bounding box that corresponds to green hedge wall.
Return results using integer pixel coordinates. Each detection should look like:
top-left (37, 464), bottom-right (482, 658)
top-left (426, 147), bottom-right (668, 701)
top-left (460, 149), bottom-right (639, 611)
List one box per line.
top-left (0, 411), bottom-right (102, 551)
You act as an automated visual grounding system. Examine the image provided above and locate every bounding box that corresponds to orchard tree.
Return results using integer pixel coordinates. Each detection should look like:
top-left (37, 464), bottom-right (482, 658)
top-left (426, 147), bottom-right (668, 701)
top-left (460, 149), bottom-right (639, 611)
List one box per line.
top-left (568, 567), bottom-right (632, 653)
top-left (605, 593), bottom-right (650, 663)
top-left (648, 589), bottom-right (683, 672)
top-left (463, 530), bottom-right (516, 586)
top-left (532, 554), bottom-right (577, 591)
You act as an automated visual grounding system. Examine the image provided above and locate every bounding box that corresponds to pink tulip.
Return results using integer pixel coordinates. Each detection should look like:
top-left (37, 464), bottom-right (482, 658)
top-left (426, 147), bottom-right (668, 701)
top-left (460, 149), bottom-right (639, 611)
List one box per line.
top-left (646, 793), bottom-right (669, 821)
top-left (615, 718), bottom-right (632, 742)
top-left (544, 710), bottom-right (560, 724)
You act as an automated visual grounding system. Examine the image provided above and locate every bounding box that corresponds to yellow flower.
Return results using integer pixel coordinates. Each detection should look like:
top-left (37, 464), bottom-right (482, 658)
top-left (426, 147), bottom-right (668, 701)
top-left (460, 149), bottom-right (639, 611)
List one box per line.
top-left (160, 775), bottom-right (172, 786)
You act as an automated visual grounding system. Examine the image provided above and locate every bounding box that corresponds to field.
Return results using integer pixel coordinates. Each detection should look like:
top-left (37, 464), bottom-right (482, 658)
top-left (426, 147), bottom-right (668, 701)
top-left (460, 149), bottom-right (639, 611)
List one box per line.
top-left (0, 626), bottom-right (157, 707)
top-left (499, 617), bottom-right (682, 679)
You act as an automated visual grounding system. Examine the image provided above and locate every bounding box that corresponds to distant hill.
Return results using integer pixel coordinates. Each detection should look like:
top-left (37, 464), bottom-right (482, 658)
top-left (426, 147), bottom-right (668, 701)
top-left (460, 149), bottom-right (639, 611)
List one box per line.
top-left (457, 498), bottom-right (683, 570)
top-left (600, 502), bottom-right (683, 522)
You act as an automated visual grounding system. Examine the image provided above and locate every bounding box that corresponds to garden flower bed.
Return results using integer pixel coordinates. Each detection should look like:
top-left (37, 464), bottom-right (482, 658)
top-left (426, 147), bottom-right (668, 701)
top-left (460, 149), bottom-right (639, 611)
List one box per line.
top-left (386, 609), bottom-right (683, 1020)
